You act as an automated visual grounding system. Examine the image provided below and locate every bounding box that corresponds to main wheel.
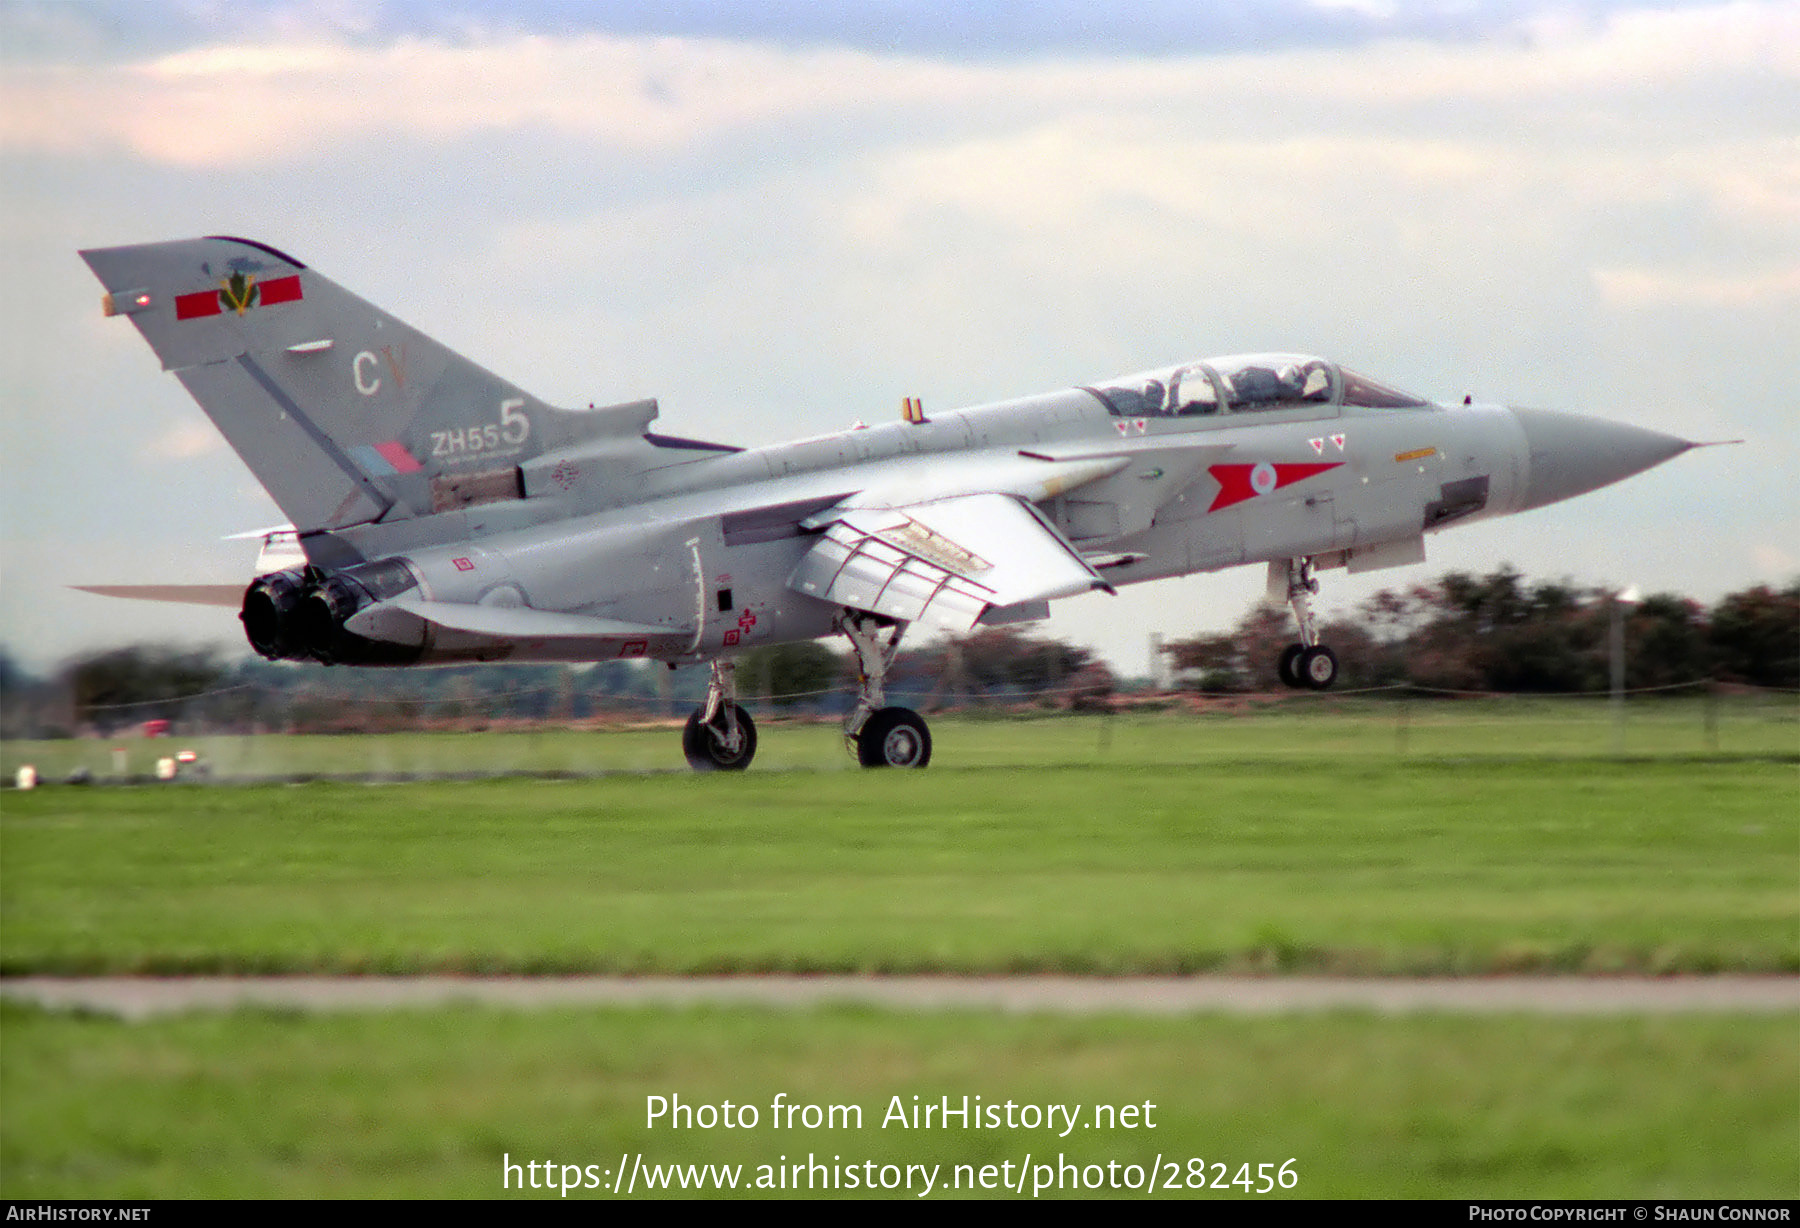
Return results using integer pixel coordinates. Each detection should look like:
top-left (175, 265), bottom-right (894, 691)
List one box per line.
top-left (1298, 645), bottom-right (1339, 690)
top-left (1277, 642), bottom-right (1307, 689)
top-left (682, 704), bottom-right (757, 771)
top-left (856, 707), bottom-right (932, 768)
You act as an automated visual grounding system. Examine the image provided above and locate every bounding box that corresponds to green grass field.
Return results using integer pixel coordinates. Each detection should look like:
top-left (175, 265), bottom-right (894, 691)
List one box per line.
top-left (2, 705), bottom-right (1796, 1198)
top-left (3, 711), bottom-right (1794, 975)
top-left (3, 1005), bottom-right (1793, 1199)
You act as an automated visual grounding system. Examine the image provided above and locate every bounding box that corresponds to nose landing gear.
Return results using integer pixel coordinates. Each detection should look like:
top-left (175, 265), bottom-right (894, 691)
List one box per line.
top-left (1273, 557), bottom-right (1339, 691)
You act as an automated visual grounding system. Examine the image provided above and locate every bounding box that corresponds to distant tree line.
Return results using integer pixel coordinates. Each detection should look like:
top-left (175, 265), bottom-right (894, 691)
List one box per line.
top-left (3, 568), bottom-right (1793, 738)
top-left (2, 620), bottom-right (1124, 740)
top-left (1, 622), bottom-right (1121, 740)
top-left (0, 650), bottom-right (683, 740)
top-left (1165, 568), bottom-right (1799, 694)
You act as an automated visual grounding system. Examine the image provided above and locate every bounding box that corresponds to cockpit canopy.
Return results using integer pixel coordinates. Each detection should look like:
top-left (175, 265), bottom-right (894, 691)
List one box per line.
top-left (1086, 354), bottom-right (1432, 419)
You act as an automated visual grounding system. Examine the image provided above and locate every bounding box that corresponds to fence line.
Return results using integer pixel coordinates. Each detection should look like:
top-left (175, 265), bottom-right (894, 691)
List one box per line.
top-left (64, 675), bottom-right (1797, 716)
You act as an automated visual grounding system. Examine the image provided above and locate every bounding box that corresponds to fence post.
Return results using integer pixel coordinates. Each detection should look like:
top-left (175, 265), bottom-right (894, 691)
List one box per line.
top-left (1609, 586), bottom-right (1639, 756)
top-left (1610, 593), bottom-right (1625, 755)
top-left (1704, 681), bottom-right (1719, 753)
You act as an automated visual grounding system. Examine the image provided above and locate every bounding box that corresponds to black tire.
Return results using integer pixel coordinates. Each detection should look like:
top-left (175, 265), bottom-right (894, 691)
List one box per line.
top-left (682, 704), bottom-right (757, 771)
top-left (856, 707), bottom-right (932, 768)
top-left (1277, 642), bottom-right (1307, 688)
top-left (1298, 645), bottom-right (1339, 691)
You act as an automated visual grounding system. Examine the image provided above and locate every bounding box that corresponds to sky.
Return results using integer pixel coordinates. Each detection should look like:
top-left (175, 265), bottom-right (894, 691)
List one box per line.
top-left (2, 0), bottom-right (1796, 677)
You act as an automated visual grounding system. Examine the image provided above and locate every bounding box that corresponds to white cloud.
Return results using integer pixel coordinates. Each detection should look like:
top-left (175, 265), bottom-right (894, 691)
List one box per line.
top-left (3, 35), bottom-right (981, 164)
top-left (1593, 264), bottom-right (1800, 309)
top-left (4, 4), bottom-right (1796, 164)
top-left (1309, 0), bottom-right (1400, 20)
top-left (1750, 542), bottom-right (1799, 576)
top-left (146, 420), bottom-right (226, 460)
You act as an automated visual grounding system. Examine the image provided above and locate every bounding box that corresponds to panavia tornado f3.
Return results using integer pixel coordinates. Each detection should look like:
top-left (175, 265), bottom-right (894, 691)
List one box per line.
top-left (81, 236), bottom-right (1705, 770)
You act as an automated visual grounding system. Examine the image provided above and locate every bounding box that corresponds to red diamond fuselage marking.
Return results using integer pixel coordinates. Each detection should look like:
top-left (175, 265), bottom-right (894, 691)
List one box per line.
top-left (1206, 461), bottom-right (1344, 512)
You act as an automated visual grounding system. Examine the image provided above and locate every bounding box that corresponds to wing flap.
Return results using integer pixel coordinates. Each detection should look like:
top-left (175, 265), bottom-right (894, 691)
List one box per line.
top-left (787, 492), bottom-right (1109, 630)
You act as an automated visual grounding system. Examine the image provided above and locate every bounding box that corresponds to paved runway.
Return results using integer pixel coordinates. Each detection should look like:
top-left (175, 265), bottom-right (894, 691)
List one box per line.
top-left (4, 975), bottom-right (1795, 1020)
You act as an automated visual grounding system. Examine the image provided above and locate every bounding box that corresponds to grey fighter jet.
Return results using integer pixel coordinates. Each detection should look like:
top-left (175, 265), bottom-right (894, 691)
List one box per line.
top-left (81, 236), bottom-right (1704, 770)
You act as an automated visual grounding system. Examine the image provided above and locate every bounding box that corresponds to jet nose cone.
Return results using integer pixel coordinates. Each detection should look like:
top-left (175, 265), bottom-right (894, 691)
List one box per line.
top-left (1511, 407), bottom-right (1692, 512)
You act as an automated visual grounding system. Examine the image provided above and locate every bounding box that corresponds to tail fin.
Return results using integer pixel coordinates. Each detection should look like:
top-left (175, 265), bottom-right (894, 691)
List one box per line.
top-left (81, 236), bottom-right (655, 533)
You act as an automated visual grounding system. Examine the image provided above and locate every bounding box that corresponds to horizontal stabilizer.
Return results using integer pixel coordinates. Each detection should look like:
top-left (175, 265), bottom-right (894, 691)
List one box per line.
top-left (788, 492), bottom-right (1110, 630)
top-left (72, 584), bottom-right (244, 608)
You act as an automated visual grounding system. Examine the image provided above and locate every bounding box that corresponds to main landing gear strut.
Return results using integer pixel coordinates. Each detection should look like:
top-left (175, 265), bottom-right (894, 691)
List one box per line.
top-left (1274, 557), bottom-right (1339, 690)
top-left (679, 613), bottom-right (933, 772)
top-left (683, 658), bottom-right (758, 771)
top-left (841, 612), bottom-right (931, 768)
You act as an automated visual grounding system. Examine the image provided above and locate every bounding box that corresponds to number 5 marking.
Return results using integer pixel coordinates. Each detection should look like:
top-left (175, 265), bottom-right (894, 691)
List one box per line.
top-left (500, 398), bottom-right (529, 444)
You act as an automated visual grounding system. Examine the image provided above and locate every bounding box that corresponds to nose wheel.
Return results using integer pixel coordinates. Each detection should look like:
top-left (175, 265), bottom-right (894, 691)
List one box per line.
top-left (1300, 644), bottom-right (1338, 688)
top-left (1272, 558), bottom-right (1339, 690)
top-left (1277, 642), bottom-right (1306, 688)
top-left (856, 706), bottom-right (932, 768)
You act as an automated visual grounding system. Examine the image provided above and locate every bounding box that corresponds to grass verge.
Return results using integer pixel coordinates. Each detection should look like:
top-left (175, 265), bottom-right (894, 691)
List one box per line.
top-left (3, 1003), bottom-right (1793, 1199)
top-left (3, 753), bottom-right (1794, 975)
